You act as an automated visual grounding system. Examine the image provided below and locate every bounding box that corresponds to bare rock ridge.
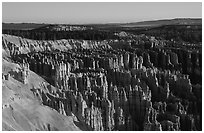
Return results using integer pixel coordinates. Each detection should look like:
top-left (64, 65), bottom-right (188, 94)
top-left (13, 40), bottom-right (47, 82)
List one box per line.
top-left (2, 33), bottom-right (202, 131)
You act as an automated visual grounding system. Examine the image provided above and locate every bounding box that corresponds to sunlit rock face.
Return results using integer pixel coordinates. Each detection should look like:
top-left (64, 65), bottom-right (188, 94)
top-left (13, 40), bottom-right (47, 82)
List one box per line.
top-left (2, 31), bottom-right (202, 131)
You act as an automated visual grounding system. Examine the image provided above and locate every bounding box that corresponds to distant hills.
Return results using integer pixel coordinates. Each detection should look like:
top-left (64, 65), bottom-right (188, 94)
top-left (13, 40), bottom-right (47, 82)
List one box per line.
top-left (2, 18), bottom-right (202, 31)
top-left (85, 18), bottom-right (202, 29)
top-left (2, 23), bottom-right (49, 30)
top-left (119, 18), bottom-right (202, 27)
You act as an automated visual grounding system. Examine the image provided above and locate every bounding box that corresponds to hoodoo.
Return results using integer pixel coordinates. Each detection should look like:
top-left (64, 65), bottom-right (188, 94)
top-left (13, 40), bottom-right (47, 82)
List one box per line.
top-left (2, 18), bottom-right (202, 131)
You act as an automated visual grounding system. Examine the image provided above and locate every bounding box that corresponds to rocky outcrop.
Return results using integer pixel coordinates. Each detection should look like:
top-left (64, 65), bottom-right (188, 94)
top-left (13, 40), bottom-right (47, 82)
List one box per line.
top-left (2, 33), bottom-right (201, 131)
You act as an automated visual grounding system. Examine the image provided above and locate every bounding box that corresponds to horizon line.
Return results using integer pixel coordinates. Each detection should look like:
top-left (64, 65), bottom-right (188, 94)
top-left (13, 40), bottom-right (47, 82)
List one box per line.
top-left (2, 17), bottom-right (202, 25)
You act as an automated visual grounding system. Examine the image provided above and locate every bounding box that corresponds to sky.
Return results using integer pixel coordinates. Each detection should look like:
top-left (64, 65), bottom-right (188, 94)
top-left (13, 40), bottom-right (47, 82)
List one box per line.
top-left (2, 2), bottom-right (202, 24)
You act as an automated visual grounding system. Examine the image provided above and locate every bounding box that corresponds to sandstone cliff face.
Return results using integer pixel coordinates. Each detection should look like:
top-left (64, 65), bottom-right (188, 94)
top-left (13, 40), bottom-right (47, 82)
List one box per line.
top-left (2, 34), bottom-right (201, 131)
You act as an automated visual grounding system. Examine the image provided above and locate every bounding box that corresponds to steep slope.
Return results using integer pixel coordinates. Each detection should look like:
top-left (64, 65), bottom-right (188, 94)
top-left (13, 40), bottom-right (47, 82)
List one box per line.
top-left (2, 59), bottom-right (86, 131)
